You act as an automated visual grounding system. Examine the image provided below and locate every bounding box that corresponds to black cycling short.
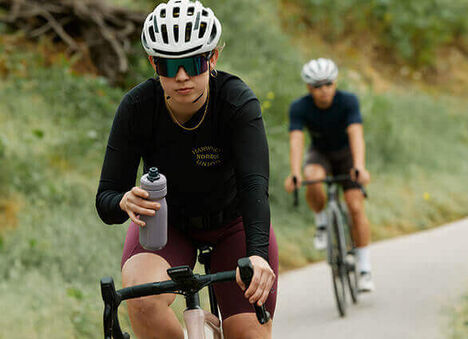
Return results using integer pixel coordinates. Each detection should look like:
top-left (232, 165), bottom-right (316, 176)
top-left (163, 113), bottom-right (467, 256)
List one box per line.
top-left (304, 147), bottom-right (360, 191)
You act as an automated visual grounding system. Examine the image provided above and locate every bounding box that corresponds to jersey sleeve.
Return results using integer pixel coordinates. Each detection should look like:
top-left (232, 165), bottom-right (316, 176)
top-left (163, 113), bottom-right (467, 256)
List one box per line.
top-left (289, 101), bottom-right (305, 131)
top-left (345, 94), bottom-right (363, 126)
top-left (95, 94), bottom-right (141, 225)
top-left (230, 99), bottom-right (271, 263)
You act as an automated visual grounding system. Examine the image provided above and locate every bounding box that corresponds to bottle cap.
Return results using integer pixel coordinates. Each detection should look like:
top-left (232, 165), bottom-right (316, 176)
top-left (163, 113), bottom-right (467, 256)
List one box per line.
top-left (148, 167), bottom-right (160, 182)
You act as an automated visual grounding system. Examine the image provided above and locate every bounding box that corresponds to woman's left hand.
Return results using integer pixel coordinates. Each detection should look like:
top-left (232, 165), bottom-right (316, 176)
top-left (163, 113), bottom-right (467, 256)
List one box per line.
top-left (236, 255), bottom-right (275, 307)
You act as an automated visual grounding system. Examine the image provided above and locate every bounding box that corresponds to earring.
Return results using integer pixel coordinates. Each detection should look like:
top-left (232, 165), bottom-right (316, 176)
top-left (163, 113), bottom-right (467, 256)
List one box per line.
top-left (210, 68), bottom-right (218, 78)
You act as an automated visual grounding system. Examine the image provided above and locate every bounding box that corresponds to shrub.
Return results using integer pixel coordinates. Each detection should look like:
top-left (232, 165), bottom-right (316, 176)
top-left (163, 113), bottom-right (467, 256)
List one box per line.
top-left (288, 0), bottom-right (468, 67)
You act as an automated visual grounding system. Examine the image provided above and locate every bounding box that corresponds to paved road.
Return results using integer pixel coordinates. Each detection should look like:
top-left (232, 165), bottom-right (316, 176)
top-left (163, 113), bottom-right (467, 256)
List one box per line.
top-left (273, 218), bottom-right (468, 338)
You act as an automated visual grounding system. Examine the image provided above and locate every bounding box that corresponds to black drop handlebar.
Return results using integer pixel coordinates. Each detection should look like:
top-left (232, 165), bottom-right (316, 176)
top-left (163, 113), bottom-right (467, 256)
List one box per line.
top-left (100, 257), bottom-right (270, 339)
top-left (238, 257), bottom-right (271, 324)
top-left (293, 171), bottom-right (368, 207)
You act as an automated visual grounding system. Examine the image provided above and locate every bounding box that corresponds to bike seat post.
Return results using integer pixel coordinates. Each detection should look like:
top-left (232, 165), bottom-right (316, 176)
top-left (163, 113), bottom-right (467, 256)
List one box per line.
top-left (197, 246), bottom-right (220, 318)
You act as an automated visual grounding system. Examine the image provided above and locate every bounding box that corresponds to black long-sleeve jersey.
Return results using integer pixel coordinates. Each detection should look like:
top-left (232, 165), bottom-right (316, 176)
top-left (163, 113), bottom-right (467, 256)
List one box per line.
top-left (96, 71), bottom-right (271, 261)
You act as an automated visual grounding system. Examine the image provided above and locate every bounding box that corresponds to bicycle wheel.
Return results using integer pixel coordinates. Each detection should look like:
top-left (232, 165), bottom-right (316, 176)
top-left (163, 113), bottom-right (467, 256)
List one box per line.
top-left (327, 206), bottom-right (347, 317)
top-left (346, 249), bottom-right (359, 304)
top-left (338, 201), bottom-right (359, 304)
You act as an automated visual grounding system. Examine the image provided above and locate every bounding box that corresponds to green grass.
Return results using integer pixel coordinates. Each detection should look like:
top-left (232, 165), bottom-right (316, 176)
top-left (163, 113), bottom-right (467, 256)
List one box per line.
top-left (448, 294), bottom-right (468, 338)
top-left (0, 0), bottom-right (468, 337)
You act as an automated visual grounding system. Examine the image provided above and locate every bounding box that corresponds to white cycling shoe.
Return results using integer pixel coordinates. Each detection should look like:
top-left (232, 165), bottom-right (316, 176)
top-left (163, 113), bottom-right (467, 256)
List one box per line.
top-left (358, 271), bottom-right (375, 292)
top-left (313, 226), bottom-right (327, 251)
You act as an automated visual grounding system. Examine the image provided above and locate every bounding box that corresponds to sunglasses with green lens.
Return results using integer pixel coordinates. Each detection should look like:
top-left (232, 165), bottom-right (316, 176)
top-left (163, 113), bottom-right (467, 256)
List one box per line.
top-left (153, 52), bottom-right (213, 78)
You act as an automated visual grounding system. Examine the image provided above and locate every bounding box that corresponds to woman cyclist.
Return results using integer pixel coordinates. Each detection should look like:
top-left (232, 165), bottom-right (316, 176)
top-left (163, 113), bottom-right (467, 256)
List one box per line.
top-left (95, 1), bottom-right (278, 338)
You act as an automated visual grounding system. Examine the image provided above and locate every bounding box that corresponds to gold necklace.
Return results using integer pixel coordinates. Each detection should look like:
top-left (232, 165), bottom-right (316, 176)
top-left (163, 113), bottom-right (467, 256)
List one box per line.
top-left (165, 90), bottom-right (210, 131)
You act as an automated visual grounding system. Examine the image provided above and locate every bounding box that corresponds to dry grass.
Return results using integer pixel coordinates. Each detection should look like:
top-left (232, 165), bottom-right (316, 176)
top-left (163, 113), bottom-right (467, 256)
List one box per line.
top-left (0, 196), bottom-right (21, 231)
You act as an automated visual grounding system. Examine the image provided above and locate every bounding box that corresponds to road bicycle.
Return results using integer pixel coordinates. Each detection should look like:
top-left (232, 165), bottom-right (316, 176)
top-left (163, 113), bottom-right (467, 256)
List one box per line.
top-left (293, 174), bottom-right (367, 317)
top-left (100, 246), bottom-right (270, 338)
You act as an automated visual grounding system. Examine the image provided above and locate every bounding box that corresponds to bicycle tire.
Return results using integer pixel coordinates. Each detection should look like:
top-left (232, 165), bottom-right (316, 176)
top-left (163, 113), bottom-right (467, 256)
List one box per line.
top-left (346, 250), bottom-right (359, 304)
top-left (338, 201), bottom-right (359, 304)
top-left (328, 205), bottom-right (347, 317)
top-left (340, 204), bottom-right (359, 304)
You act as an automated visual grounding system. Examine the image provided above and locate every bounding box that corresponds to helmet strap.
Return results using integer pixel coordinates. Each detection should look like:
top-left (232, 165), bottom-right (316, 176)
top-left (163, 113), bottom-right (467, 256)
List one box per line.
top-left (192, 90), bottom-right (205, 103)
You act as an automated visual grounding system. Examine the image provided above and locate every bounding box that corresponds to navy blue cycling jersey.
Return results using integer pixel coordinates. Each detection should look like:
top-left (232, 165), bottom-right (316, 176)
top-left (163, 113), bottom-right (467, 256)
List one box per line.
top-left (289, 90), bottom-right (362, 151)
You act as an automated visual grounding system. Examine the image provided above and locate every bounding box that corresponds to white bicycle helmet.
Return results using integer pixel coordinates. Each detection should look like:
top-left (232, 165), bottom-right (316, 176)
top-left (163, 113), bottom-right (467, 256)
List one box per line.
top-left (301, 58), bottom-right (338, 85)
top-left (141, 0), bottom-right (222, 58)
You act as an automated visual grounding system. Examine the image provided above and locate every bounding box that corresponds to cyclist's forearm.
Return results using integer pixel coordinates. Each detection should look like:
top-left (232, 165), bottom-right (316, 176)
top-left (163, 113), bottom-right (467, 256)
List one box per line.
top-left (238, 177), bottom-right (270, 262)
top-left (289, 131), bottom-right (304, 175)
top-left (96, 94), bottom-right (141, 224)
top-left (96, 191), bottom-right (128, 224)
top-left (347, 123), bottom-right (366, 168)
top-left (231, 100), bottom-right (270, 262)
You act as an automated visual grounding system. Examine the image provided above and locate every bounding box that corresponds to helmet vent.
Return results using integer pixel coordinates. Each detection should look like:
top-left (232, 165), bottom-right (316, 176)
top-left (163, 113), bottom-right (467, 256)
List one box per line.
top-left (185, 22), bottom-right (193, 42)
top-left (194, 12), bottom-right (200, 30)
top-left (173, 7), bottom-right (180, 18)
top-left (202, 10), bottom-right (208, 17)
top-left (174, 25), bottom-right (179, 42)
top-left (142, 34), bottom-right (149, 48)
top-left (188, 6), bottom-right (195, 16)
top-left (199, 22), bottom-right (207, 38)
top-left (153, 15), bottom-right (159, 33)
top-left (161, 24), bottom-right (168, 44)
top-left (161, 9), bottom-right (166, 18)
top-left (149, 29), bottom-right (156, 43)
top-left (152, 45), bottom-right (203, 56)
top-left (208, 24), bottom-right (217, 44)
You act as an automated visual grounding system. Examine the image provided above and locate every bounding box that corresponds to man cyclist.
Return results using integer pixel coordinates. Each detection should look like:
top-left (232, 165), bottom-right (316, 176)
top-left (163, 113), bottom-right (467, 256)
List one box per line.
top-left (96, 1), bottom-right (278, 338)
top-left (284, 58), bottom-right (374, 292)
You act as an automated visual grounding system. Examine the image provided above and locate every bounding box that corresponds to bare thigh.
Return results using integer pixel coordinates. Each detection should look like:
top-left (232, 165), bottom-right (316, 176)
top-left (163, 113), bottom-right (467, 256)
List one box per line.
top-left (122, 252), bottom-right (176, 306)
top-left (303, 163), bottom-right (327, 181)
top-left (303, 164), bottom-right (327, 211)
top-left (223, 313), bottom-right (272, 339)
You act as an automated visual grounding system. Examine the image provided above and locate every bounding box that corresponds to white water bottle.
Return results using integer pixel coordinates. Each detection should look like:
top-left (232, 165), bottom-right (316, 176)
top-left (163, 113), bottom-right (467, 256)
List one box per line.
top-left (139, 167), bottom-right (168, 250)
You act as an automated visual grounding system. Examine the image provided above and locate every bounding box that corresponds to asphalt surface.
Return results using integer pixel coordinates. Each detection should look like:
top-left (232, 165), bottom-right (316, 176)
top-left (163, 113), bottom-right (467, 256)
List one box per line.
top-left (273, 218), bottom-right (468, 338)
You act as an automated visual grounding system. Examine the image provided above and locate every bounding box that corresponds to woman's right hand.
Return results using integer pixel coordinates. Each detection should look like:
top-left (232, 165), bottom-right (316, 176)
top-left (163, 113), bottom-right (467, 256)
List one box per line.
top-left (119, 186), bottom-right (161, 227)
top-left (284, 174), bottom-right (302, 193)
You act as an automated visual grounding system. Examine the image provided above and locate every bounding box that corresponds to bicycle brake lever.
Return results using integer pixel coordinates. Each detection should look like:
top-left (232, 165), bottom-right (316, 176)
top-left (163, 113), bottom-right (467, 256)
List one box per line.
top-left (292, 176), bottom-right (299, 207)
top-left (352, 169), bottom-right (368, 198)
top-left (101, 277), bottom-right (116, 339)
top-left (360, 186), bottom-right (368, 199)
top-left (101, 277), bottom-right (129, 339)
top-left (351, 168), bottom-right (360, 183)
top-left (237, 258), bottom-right (271, 325)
